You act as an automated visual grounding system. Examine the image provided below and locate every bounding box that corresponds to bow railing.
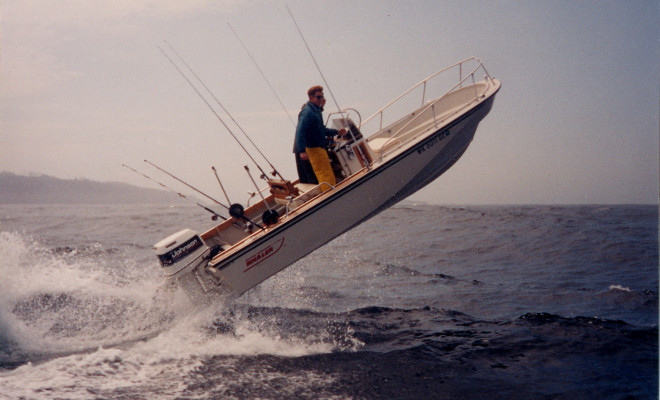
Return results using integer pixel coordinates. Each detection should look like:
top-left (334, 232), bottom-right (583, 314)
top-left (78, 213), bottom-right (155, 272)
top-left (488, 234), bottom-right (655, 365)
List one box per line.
top-left (360, 57), bottom-right (495, 158)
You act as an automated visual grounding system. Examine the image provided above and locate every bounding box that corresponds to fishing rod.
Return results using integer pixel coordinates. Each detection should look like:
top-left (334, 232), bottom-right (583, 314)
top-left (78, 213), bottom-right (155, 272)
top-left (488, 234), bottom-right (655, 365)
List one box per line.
top-left (285, 5), bottom-right (369, 165)
top-left (144, 160), bottom-right (264, 230)
top-left (227, 23), bottom-right (296, 129)
top-left (244, 165), bottom-right (279, 226)
top-left (144, 159), bottom-right (228, 210)
top-left (161, 42), bottom-right (284, 181)
top-left (157, 45), bottom-right (274, 182)
top-left (122, 163), bottom-right (226, 221)
top-left (211, 166), bottom-right (232, 206)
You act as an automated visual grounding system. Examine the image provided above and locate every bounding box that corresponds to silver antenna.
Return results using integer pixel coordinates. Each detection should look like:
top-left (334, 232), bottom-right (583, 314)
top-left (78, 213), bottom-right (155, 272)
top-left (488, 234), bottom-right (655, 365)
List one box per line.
top-left (286, 5), bottom-right (343, 115)
top-left (227, 23), bottom-right (296, 128)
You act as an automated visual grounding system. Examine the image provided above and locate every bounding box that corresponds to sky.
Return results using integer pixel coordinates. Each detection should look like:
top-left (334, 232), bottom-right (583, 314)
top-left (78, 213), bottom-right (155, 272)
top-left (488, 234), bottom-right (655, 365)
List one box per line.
top-left (1, 0), bottom-right (658, 205)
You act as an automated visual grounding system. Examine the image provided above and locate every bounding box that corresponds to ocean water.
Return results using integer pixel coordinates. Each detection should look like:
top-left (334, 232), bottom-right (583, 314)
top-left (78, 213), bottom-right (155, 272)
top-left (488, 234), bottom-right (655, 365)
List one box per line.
top-left (0, 203), bottom-right (657, 399)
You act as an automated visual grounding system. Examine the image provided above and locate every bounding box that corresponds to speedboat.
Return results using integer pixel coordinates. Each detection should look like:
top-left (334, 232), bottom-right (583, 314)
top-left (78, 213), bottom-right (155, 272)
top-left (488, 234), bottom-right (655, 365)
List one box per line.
top-left (153, 57), bottom-right (501, 301)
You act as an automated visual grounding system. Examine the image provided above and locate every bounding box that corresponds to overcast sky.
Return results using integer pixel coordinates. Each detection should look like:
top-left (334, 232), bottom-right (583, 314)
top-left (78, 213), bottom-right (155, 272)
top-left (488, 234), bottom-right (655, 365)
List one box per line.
top-left (1, 0), bottom-right (658, 205)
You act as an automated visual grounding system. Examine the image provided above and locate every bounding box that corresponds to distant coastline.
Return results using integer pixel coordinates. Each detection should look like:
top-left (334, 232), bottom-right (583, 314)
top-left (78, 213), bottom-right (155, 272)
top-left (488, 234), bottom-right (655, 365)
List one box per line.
top-left (1, 172), bottom-right (656, 207)
top-left (0, 172), bottom-right (182, 204)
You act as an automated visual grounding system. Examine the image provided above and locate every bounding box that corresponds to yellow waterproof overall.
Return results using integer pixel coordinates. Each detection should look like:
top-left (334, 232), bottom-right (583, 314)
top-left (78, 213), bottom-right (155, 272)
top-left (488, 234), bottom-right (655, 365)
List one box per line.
top-left (305, 147), bottom-right (335, 192)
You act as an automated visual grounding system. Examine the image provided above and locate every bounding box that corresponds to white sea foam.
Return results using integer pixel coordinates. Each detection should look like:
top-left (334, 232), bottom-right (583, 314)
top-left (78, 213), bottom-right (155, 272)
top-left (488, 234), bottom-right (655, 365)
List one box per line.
top-left (0, 230), bottom-right (339, 399)
top-left (0, 337), bottom-right (340, 400)
top-left (0, 231), bottom-right (171, 355)
top-left (0, 291), bottom-right (337, 400)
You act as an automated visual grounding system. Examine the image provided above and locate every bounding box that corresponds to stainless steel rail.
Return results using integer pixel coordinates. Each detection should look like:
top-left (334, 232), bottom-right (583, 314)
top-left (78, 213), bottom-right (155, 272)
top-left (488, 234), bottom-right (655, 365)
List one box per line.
top-left (360, 57), bottom-right (495, 161)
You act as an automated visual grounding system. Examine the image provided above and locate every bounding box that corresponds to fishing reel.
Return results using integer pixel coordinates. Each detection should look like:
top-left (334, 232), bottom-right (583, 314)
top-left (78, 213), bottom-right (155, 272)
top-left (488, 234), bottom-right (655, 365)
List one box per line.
top-left (262, 209), bottom-right (279, 226)
top-left (229, 202), bottom-right (278, 229)
top-left (229, 203), bottom-right (245, 219)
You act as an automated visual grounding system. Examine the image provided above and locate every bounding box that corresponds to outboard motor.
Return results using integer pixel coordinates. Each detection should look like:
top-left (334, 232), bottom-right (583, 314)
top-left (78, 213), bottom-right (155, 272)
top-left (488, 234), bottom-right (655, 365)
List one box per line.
top-left (153, 228), bottom-right (225, 300)
top-left (154, 229), bottom-right (209, 277)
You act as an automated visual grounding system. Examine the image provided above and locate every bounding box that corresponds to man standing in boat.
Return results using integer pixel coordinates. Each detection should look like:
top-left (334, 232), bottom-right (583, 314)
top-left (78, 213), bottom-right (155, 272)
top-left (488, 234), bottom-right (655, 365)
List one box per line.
top-left (294, 85), bottom-right (346, 190)
top-left (293, 103), bottom-right (318, 185)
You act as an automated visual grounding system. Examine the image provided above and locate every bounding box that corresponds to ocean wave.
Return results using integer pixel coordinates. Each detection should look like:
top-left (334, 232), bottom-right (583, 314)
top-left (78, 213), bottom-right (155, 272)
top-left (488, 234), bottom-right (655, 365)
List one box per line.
top-left (1, 302), bottom-right (656, 398)
top-left (0, 204), bottom-right (656, 399)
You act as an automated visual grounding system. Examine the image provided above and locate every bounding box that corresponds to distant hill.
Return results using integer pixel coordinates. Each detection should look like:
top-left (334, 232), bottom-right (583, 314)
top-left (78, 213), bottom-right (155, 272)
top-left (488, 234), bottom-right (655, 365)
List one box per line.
top-left (0, 172), bottom-right (185, 204)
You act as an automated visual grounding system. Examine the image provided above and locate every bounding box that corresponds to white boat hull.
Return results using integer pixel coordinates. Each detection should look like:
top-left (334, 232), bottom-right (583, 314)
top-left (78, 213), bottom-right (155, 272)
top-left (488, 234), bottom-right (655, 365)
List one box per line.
top-left (153, 58), bottom-right (501, 302)
top-left (205, 92), bottom-right (497, 297)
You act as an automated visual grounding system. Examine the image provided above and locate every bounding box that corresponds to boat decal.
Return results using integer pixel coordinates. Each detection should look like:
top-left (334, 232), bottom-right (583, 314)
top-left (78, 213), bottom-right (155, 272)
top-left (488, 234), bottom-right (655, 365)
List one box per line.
top-left (244, 238), bottom-right (285, 272)
top-left (417, 129), bottom-right (451, 154)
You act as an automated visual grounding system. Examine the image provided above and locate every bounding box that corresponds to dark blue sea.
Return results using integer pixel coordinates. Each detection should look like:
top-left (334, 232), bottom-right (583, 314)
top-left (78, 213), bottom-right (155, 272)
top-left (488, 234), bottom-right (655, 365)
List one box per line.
top-left (0, 204), bottom-right (657, 399)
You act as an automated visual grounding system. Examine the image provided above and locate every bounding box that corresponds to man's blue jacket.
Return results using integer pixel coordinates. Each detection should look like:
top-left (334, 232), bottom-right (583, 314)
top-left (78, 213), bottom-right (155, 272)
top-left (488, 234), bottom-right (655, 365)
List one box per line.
top-left (294, 101), bottom-right (339, 153)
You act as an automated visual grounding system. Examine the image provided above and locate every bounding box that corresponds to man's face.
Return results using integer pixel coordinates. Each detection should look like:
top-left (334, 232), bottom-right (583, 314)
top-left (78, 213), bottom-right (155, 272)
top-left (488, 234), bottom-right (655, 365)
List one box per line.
top-left (310, 91), bottom-right (326, 107)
